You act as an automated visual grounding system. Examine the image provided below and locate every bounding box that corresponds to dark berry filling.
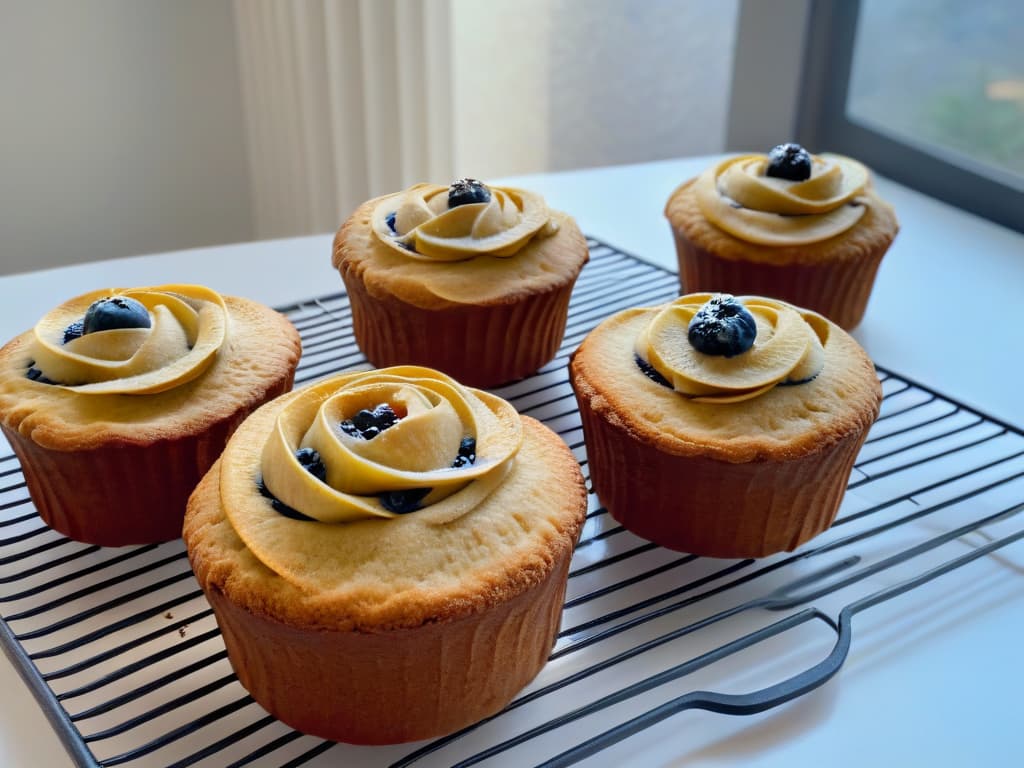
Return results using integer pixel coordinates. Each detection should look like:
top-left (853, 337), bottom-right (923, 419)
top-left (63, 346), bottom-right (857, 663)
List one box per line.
top-left (25, 362), bottom-right (55, 385)
top-left (779, 372), bottom-right (820, 386)
top-left (448, 178), bottom-right (491, 207)
top-left (635, 355), bottom-right (671, 388)
top-left (340, 403), bottom-right (400, 440)
top-left (83, 296), bottom-right (151, 334)
top-left (63, 321), bottom-right (84, 343)
top-left (380, 487), bottom-right (432, 514)
top-left (687, 295), bottom-right (757, 357)
top-left (451, 436), bottom-right (477, 468)
top-left (385, 211), bottom-right (398, 233)
top-left (255, 447), bottom-right (328, 520)
top-left (257, 478), bottom-right (315, 521)
top-left (765, 142), bottom-right (812, 182)
top-left (294, 447), bottom-right (327, 482)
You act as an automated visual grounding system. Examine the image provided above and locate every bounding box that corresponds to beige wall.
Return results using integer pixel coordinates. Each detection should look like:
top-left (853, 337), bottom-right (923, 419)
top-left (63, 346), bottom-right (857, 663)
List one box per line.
top-left (0, 0), bottom-right (739, 276)
top-left (0, 0), bottom-right (253, 275)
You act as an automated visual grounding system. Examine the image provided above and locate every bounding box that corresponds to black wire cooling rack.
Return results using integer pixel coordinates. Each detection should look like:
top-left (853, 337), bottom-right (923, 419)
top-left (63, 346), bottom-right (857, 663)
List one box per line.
top-left (1, 239), bottom-right (1022, 767)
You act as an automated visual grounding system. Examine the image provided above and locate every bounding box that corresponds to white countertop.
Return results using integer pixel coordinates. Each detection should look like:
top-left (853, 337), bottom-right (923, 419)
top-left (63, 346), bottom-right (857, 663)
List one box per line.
top-left (1, 156), bottom-right (1022, 767)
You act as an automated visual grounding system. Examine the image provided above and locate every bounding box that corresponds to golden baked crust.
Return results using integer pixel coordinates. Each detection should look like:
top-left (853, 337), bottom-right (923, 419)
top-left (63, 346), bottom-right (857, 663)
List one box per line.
top-left (184, 414), bottom-right (587, 633)
top-left (0, 297), bottom-right (302, 451)
top-left (570, 306), bottom-right (881, 464)
top-left (333, 198), bottom-right (589, 310)
top-left (665, 178), bottom-right (899, 267)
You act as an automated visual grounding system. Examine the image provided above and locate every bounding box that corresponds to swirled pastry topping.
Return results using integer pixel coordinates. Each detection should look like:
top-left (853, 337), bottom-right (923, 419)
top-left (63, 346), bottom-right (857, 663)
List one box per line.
top-left (694, 144), bottom-right (871, 246)
top-left (29, 285), bottom-right (228, 395)
top-left (259, 366), bottom-right (523, 523)
top-left (370, 179), bottom-right (559, 261)
top-left (635, 293), bottom-right (830, 404)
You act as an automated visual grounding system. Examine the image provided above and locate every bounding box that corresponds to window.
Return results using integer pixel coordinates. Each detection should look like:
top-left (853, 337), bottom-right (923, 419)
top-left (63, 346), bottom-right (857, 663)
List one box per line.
top-left (799, 0), bottom-right (1024, 233)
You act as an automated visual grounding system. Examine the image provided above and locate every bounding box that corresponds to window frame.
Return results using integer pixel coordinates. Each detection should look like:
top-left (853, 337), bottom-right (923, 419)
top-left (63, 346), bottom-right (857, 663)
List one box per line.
top-left (795, 0), bottom-right (1024, 234)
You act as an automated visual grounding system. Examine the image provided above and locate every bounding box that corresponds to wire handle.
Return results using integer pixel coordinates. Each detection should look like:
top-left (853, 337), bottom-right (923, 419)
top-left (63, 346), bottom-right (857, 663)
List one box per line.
top-left (540, 526), bottom-right (1024, 767)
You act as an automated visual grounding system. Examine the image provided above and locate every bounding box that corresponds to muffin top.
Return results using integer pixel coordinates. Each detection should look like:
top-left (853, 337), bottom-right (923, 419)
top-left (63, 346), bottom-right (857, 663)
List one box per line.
top-left (333, 179), bottom-right (589, 309)
top-left (665, 144), bottom-right (898, 265)
top-left (570, 293), bottom-right (882, 462)
top-left (184, 367), bottom-right (587, 632)
top-left (0, 285), bottom-right (301, 450)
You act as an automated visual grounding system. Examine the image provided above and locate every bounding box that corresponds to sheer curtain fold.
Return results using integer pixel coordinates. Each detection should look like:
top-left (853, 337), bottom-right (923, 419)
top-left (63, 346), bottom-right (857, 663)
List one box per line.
top-left (233, 0), bottom-right (454, 239)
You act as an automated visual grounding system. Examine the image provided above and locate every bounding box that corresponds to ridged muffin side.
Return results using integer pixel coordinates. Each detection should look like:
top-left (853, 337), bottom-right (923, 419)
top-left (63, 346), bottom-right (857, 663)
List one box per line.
top-left (569, 305), bottom-right (881, 558)
top-left (665, 176), bottom-right (898, 330)
top-left (339, 261), bottom-right (575, 388)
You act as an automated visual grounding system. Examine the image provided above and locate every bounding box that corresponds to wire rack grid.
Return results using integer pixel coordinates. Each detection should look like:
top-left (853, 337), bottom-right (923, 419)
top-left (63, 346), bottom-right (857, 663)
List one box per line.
top-left (1, 239), bottom-right (1022, 767)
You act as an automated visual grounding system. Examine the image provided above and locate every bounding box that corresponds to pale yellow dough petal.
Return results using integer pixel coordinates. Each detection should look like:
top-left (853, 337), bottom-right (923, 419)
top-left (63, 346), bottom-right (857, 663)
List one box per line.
top-left (636, 294), bottom-right (828, 404)
top-left (30, 284), bottom-right (228, 395)
top-left (259, 366), bottom-right (524, 524)
top-left (695, 151), bottom-right (872, 245)
top-left (370, 183), bottom-right (557, 261)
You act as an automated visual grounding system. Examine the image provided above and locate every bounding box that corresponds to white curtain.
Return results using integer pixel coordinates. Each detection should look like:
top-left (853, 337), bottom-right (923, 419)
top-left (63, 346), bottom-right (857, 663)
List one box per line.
top-left (231, 0), bottom-right (738, 243)
top-left (232, 0), bottom-right (454, 239)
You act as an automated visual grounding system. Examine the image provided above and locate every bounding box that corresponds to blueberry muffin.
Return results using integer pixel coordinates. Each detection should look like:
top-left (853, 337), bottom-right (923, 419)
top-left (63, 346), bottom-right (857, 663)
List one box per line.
top-left (184, 366), bottom-right (587, 743)
top-left (570, 293), bottom-right (881, 557)
top-left (0, 285), bottom-right (301, 546)
top-left (333, 179), bottom-right (589, 387)
top-left (665, 144), bottom-right (898, 329)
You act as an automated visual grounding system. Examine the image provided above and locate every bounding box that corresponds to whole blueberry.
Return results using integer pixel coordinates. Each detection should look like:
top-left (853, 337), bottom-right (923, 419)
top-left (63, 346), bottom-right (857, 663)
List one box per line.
top-left (448, 178), bottom-right (491, 207)
top-left (83, 296), bottom-right (151, 334)
top-left (765, 143), bottom-right (812, 181)
top-left (687, 295), bottom-right (757, 357)
top-left (294, 447), bottom-right (327, 483)
top-left (352, 409), bottom-right (378, 433)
